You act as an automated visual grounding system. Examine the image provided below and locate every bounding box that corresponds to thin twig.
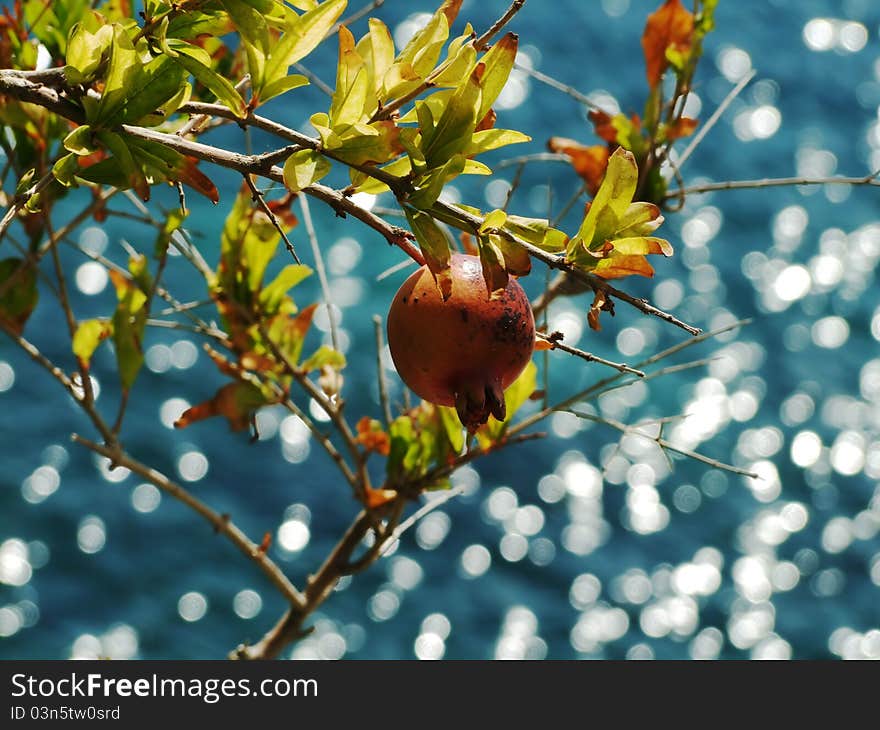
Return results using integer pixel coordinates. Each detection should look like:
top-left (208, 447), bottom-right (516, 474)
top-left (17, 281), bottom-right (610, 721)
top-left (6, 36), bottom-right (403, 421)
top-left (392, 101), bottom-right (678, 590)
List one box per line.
top-left (665, 172), bottom-right (880, 200)
top-left (676, 70), bottom-right (756, 170)
top-left (474, 0), bottom-right (525, 51)
top-left (244, 174), bottom-right (301, 263)
top-left (71, 434), bottom-right (308, 608)
top-left (379, 485), bottom-right (467, 555)
top-left (513, 64), bottom-right (607, 111)
top-left (373, 314), bottom-right (393, 427)
top-left (536, 331), bottom-right (645, 377)
top-left (508, 320), bottom-right (750, 439)
top-left (298, 194), bottom-right (337, 350)
top-left (567, 410), bottom-right (758, 478)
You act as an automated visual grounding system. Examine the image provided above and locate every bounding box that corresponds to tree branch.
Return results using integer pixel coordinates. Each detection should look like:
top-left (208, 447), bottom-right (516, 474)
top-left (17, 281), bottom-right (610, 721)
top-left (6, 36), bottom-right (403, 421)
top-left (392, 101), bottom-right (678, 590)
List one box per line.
top-left (72, 434), bottom-right (308, 610)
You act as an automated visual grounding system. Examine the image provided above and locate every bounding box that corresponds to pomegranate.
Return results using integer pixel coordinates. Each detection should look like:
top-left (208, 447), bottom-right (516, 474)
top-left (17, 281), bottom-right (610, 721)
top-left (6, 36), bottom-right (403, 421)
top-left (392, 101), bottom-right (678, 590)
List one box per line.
top-left (387, 253), bottom-right (535, 431)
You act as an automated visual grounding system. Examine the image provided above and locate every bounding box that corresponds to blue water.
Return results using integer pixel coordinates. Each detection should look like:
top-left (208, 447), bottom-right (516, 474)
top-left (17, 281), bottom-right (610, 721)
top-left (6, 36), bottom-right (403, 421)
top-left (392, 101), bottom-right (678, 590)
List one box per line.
top-left (2, 0), bottom-right (880, 660)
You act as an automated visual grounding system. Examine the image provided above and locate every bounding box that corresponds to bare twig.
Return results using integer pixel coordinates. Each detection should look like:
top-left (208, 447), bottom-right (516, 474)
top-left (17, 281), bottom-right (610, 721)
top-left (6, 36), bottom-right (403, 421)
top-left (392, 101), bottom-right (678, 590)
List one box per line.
top-left (676, 70), bottom-right (756, 170)
top-left (536, 331), bottom-right (645, 377)
top-left (379, 485), bottom-right (467, 555)
top-left (72, 434), bottom-right (307, 608)
top-left (244, 174), bottom-right (301, 263)
top-left (508, 319), bottom-right (750, 439)
top-left (567, 410), bottom-right (758, 478)
top-left (298, 194), bottom-right (337, 350)
top-left (373, 314), bottom-right (393, 427)
top-left (513, 64), bottom-right (607, 112)
top-left (665, 172), bottom-right (880, 201)
top-left (474, 0), bottom-right (525, 51)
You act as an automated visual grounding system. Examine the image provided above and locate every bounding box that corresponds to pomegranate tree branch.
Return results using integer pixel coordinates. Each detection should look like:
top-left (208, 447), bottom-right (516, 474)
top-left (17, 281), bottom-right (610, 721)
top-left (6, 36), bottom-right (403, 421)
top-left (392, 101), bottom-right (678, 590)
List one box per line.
top-left (536, 331), bottom-right (645, 377)
top-left (474, 0), bottom-right (526, 51)
top-left (71, 434), bottom-right (308, 610)
top-left (665, 172), bottom-right (880, 201)
top-left (233, 509), bottom-right (377, 660)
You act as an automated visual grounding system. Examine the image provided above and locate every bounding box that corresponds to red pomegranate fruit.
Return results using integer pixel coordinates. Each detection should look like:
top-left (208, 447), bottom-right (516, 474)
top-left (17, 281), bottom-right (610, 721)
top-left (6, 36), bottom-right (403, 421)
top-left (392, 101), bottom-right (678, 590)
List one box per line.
top-left (387, 253), bottom-right (536, 432)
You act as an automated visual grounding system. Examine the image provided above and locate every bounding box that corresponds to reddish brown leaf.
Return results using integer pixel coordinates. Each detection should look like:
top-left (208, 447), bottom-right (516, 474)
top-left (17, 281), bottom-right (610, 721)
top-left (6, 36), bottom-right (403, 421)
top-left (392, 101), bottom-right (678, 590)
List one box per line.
top-left (533, 337), bottom-right (553, 352)
top-left (593, 254), bottom-right (656, 280)
top-left (440, 0), bottom-right (464, 27)
top-left (355, 416), bottom-right (391, 456)
top-left (365, 486), bottom-right (397, 509)
top-left (176, 157), bottom-right (219, 203)
top-left (475, 108), bottom-right (497, 133)
top-left (174, 382), bottom-right (267, 431)
top-left (266, 191), bottom-right (299, 230)
top-left (642, 0), bottom-right (694, 88)
top-left (548, 137), bottom-right (610, 196)
top-left (588, 110), bottom-right (618, 144)
top-left (665, 116), bottom-right (699, 140)
top-left (587, 289), bottom-right (610, 332)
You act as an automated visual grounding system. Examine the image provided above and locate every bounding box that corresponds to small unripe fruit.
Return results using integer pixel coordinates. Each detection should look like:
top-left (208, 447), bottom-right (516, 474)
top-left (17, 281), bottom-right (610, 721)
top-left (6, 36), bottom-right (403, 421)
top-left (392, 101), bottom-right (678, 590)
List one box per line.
top-left (387, 253), bottom-right (535, 431)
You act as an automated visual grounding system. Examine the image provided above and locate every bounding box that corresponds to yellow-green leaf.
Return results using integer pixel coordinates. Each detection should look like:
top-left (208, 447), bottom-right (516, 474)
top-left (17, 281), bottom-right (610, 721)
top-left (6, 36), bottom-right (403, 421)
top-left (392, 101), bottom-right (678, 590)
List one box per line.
top-left (465, 128), bottom-right (531, 156)
top-left (300, 345), bottom-right (346, 373)
top-left (262, 0), bottom-right (348, 90)
top-left (405, 208), bottom-right (452, 300)
top-left (72, 319), bottom-right (113, 369)
top-left (475, 32), bottom-right (517, 122)
top-left (259, 264), bottom-right (313, 314)
top-left (171, 42), bottom-right (247, 118)
top-left (259, 74), bottom-right (309, 104)
top-left (282, 148), bottom-right (332, 192)
top-left (570, 147), bottom-right (638, 256)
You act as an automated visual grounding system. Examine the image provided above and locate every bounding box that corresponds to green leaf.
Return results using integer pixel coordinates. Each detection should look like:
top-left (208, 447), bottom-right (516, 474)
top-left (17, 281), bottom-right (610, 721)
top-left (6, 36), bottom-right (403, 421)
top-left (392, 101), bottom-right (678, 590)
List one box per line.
top-left (503, 215), bottom-right (568, 253)
top-left (474, 32), bottom-right (517, 123)
top-left (170, 42), bottom-right (248, 118)
top-left (259, 74), bottom-right (309, 104)
top-left (52, 153), bottom-right (81, 187)
top-left (109, 265), bottom-right (148, 392)
top-left (259, 264), bottom-right (313, 314)
top-left (72, 318), bottom-right (113, 369)
top-left (408, 154), bottom-right (465, 209)
top-left (329, 26), bottom-right (369, 127)
top-left (331, 121), bottom-right (403, 166)
top-left (220, 0), bottom-right (270, 51)
top-left (609, 236), bottom-right (673, 257)
top-left (404, 208), bottom-right (452, 300)
top-left (465, 128), bottom-right (530, 156)
top-left (477, 234), bottom-right (507, 297)
top-left (154, 207), bottom-right (188, 260)
top-left (0, 258), bottom-right (38, 335)
top-left (570, 147), bottom-right (638, 256)
top-left (262, 0), bottom-right (348, 94)
top-left (300, 345), bottom-right (346, 372)
top-left (63, 125), bottom-right (96, 155)
top-left (356, 18), bottom-right (395, 99)
top-left (615, 202), bottom-right (664, 237)
top-left (95, 130), bottom-right (149, 200)
top-left (421, 64), bottom-right (482, 168)
top-left (381, 8), bottom-right (449, 101)
top-left (282, 148), bottom-right (332, 192)
top-left (108, 55), bottom-right (186, 125)
top-left (91, 24), bottom-right (138, 125)
top-left (64, 22), bottom-right (111, 85)
top-left (437, 406), bottom-right (465, 454)
top-left (479, 208), bottom-right (507, 234)
top-left (433, 35), bottom-right (477, 88)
